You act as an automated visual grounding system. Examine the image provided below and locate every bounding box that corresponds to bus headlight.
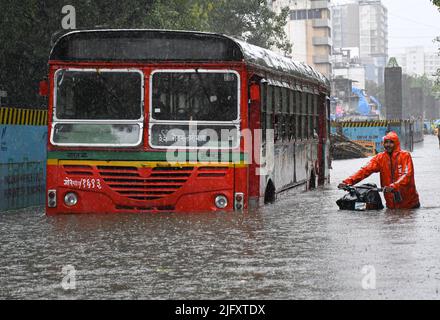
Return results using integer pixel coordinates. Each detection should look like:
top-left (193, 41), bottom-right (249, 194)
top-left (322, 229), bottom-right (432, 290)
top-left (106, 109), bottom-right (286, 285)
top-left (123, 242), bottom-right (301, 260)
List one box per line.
top-left (215, 195), bottom-right (228, 209)
top-left (64, 192), bottom-right (78, 207)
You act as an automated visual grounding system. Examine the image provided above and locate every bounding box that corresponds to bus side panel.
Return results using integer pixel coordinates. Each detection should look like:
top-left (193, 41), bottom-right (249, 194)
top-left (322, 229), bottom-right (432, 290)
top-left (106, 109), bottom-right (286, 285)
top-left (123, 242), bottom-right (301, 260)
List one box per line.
top-left (273, 143), bottom-right (296, 192)
top-left (295, 141), bottom-right (309, 184)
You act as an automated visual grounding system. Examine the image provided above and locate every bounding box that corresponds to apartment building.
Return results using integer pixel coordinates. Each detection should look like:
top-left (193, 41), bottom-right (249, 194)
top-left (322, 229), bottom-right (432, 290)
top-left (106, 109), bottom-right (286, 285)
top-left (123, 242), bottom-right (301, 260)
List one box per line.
top-left (395, 46), bottom-right (440, 80)
top-left (331, 0), bottom-right (388, 85)
top-left (271, 0), bottom-right (332, 77)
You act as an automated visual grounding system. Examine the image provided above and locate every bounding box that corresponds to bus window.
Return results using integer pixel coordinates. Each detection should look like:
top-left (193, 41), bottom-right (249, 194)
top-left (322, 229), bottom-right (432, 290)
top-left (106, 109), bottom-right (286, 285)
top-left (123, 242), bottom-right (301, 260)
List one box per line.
top-left (266, 85), bottom-right (274, 142)
top-left (308, 93), bottom-right (313, 139)
top-left (261, 83), bottom-right (267, 145)
top-left (151, 71), bottom-right (239, 122)
top-left (55, 70), bottom-right (142, 120)
top-left (289, 90), bottom-right (295, 140)
top-left (274, 86), bottom-right (281, 114)
top-left (296, 91), bottom-right (301, 140)
top-left (282, 88), bottom-right (288, 114)
top-left (52, 69), bottom-right (144, 146)
top-left (302, 92), bottom-right (307, 140)
top-left (313, 94), bottom-right (319, 139)
top-left (282, 88), bottom-right (288, 141)
top-left (273, 86), bottom-right (281, 142)
top-left (267, 85), bottom-right (273, 114)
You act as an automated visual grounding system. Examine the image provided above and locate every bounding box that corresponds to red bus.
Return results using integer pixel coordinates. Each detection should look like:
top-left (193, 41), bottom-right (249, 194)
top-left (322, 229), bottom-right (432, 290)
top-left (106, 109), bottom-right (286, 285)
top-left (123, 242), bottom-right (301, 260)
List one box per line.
top-left (44, 30), bottom-right (331, 215)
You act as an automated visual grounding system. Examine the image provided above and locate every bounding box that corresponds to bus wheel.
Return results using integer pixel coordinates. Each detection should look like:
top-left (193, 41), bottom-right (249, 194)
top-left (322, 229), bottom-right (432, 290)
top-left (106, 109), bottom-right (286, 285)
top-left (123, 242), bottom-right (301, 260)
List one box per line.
top-left (264, 180), bottom-right (276, 204)
top-left (309, 171), bottom-right (316, 190)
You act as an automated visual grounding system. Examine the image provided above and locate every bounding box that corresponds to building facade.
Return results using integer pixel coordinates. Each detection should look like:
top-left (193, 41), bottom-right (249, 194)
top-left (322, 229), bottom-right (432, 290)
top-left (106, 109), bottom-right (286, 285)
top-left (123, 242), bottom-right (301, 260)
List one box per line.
top-left (331, 2), bottom-right (360, 49)
top-left (332, 48), bottom-right (366, 90)
top-left (331, 0), bottom-right (388, 85)
top-left (395, 46), bottom-right (440, 80)
top-left (271, 0), bottom-right (332, 77)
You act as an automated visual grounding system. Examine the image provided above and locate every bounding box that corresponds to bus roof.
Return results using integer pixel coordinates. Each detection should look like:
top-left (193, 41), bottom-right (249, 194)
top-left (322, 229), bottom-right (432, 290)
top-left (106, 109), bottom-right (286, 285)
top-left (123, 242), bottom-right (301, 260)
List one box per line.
top-left (50, 29), bottom-right (329, 87)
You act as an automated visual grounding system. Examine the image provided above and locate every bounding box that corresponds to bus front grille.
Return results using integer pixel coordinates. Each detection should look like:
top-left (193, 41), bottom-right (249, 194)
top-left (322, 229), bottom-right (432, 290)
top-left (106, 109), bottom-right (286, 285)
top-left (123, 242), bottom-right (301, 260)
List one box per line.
top-left (98, 166), bottom-right (193, 201)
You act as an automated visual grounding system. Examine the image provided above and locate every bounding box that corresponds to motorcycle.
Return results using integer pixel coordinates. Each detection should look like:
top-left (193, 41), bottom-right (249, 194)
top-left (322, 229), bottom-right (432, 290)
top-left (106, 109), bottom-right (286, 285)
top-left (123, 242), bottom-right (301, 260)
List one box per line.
top-left (337, 183), bottom-right (385, 211)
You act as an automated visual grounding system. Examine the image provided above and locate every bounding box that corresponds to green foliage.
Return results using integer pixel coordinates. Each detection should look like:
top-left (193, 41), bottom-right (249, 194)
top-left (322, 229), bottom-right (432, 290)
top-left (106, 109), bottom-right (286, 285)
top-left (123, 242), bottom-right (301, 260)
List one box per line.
top-left (408, 74), bottom-right (439, 97)
top-left (144, 0), bottom-right (292, 53)
top-left (0, 0), bottom-right (291, 107)
top-left (365, 81), bottom-right (385, 104)
top-left (206, 0), bottom-right (292, 54)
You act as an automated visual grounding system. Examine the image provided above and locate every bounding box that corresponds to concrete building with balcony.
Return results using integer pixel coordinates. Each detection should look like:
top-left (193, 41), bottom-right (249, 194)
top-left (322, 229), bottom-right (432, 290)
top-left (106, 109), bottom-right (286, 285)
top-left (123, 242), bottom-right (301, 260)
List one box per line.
top-left (331, 0), bottom-right (388, 85)
top-left (271, 0), bottom-right (332, 77)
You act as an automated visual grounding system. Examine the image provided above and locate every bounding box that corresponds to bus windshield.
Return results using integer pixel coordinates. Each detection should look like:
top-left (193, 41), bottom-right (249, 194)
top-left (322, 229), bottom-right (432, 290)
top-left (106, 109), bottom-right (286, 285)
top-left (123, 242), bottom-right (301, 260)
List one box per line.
top-left (55, 70), bottom-right (143, 120)
top-left (52, 69), bottom-right (144, 147)
top-left (151, 71), bottom-right (239, 122)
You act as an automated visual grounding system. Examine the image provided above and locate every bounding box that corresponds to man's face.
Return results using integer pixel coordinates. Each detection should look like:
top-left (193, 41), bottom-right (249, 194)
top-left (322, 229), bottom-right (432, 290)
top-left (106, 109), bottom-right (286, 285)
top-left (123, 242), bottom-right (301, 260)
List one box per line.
top-left (384, 139), bottom-right (395, 153)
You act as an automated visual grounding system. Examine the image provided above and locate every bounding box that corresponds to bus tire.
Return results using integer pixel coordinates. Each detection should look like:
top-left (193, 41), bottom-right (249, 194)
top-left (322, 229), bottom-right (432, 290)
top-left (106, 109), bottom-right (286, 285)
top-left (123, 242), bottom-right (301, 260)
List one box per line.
top-left (309, 171), bottom-right (316, 190)
top-left (264, 180), bottom-right (276, 204)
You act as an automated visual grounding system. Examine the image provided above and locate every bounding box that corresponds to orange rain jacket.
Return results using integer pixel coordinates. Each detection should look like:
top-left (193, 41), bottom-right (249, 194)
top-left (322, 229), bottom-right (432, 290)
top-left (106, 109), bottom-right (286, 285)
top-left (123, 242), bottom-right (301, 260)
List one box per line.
top-left (343, 132), bottom-right (420, 209)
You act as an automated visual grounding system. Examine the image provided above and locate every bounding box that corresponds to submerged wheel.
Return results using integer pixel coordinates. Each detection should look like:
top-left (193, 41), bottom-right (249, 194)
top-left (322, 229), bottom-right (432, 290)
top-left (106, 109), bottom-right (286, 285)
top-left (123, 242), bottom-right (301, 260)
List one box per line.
top-left (309, 171), bottom-right (316, 190)
top-left (264, 180), bottom-right (276, 204)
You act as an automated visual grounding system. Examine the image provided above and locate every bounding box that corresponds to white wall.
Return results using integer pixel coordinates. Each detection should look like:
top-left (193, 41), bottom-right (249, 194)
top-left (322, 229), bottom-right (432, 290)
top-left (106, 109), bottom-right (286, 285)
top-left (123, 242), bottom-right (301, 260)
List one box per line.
top-left (333, 66), bottom-right (366, 90)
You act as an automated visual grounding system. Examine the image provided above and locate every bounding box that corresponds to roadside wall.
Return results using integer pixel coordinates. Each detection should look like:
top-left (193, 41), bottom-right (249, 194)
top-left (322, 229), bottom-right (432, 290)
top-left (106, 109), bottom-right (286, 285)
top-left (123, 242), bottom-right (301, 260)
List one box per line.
top-left (0, 108), bottom-right (48, 211)
top-left (331, 120), bottom-right (418, 154)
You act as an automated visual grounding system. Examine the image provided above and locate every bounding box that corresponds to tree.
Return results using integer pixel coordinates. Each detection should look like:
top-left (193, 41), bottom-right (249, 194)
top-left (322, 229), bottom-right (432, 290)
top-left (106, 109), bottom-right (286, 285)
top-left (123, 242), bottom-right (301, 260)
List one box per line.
top-left (365, 80), bottom-right (385, 107)
top-left (0, 0), bottom-right (291, 107)
top-left (0, 0), bottom-right (156, 107)
top-left (408, 74), bottom-right (439, 97)
top-left (144, 0), bottom-right (291, 53)
top-left (207, 0), bottom-right (291, 54)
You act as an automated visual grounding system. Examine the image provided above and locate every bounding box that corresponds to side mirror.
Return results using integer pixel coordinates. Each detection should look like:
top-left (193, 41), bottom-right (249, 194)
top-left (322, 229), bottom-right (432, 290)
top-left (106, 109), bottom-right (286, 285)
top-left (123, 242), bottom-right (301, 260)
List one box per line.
top-left (39, 80), bottom-right (49, 97)
top-left (249, 83), bottom-right (261, 103)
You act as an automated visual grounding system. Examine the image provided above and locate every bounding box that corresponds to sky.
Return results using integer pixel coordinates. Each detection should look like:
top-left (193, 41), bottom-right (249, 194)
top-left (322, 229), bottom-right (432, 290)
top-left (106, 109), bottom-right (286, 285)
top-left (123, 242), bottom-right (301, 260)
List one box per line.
top-left (331, 0), bottom-right (440, 55)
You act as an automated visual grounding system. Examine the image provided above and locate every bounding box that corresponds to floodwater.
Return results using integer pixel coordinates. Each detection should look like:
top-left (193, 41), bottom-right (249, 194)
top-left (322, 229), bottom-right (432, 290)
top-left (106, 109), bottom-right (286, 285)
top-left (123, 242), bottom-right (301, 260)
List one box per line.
top-left (1, 136), bottom-right (440, 300)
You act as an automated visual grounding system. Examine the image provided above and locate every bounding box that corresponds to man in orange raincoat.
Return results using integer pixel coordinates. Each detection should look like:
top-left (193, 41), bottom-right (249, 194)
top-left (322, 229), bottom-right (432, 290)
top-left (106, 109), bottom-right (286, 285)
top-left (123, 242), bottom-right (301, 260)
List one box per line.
top-left (339, 132), bottom-right (420, 209)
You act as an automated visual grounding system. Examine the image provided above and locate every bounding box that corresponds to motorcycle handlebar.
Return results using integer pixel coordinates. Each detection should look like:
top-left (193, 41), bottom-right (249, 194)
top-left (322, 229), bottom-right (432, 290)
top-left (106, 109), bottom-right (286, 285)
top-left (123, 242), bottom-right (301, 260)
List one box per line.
top-left (338, 185), bottom-right (383, 193)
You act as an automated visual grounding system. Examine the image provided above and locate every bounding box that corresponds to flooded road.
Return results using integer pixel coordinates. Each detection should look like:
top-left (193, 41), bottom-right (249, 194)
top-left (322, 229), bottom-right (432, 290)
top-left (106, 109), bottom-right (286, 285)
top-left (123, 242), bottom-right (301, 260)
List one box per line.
top-left (1, 136), bottom-right (440, 300)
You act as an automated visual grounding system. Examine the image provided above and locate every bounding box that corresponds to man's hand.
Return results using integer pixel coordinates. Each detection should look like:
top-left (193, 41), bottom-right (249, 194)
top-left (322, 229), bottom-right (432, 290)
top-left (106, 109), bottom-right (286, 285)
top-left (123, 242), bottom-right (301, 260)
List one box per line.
top-left (383, 186), bottom-right (395, 193)
top-left (338, 183), bottom-right (349, 189)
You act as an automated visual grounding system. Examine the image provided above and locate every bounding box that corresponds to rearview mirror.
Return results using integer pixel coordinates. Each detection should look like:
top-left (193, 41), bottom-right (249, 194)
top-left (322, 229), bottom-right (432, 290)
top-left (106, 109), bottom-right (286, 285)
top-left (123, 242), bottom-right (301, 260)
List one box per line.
top-left (249, 83), bottom-right (260, 103)
top-left (39, 80), bottom-right (48, 97)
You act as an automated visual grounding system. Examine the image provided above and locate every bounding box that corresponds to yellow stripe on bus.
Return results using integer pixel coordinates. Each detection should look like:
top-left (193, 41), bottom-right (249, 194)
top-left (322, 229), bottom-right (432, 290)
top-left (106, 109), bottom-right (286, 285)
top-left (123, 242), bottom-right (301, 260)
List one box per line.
top-left (48, 159), bottom-right (248, 168)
